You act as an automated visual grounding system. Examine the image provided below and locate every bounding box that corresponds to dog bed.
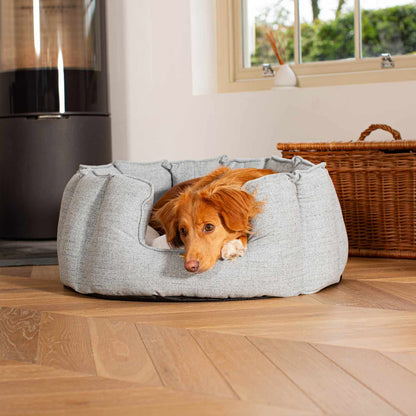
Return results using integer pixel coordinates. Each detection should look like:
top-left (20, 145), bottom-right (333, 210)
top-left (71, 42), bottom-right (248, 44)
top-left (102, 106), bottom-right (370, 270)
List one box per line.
top-left (57, 155), bottom-right (348, 299)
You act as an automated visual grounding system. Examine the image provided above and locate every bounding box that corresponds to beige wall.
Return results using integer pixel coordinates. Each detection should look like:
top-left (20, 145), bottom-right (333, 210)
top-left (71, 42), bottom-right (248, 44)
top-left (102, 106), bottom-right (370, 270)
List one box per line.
top-left (106, 0), bottom-right (416, 162)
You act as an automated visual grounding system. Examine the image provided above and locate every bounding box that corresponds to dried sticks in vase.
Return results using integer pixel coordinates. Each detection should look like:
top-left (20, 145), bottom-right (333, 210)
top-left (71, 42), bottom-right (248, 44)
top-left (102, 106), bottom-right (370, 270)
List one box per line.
top-left (265, 29), bottom-right (287, 65)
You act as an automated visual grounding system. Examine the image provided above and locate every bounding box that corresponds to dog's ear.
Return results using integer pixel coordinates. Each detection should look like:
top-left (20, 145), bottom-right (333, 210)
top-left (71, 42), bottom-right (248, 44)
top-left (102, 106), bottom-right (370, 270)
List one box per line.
top-left (154, 198), bottom-right (182, 247)
top-left (204, 186), bottom-right (263, 232)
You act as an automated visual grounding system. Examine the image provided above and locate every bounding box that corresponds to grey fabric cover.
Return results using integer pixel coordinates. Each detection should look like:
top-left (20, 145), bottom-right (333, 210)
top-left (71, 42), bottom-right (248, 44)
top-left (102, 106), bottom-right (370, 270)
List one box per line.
top-left (228, 157), bottom-right (269, 169)
top-left (58, 156), bottom-right (348, 299)
top-left (113, 160), bottom-right (171, 203)
top-left (164, 155), bottom-right (229, 185)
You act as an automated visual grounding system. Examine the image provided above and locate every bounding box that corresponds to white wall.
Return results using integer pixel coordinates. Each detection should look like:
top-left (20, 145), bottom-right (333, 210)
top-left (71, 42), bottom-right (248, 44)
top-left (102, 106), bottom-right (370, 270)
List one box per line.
top-left (106, 0), bottom-right (416, 162)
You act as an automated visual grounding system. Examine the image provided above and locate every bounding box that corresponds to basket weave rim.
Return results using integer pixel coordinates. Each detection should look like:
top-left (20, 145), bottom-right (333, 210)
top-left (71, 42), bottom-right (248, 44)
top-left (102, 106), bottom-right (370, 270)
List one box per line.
top-left (277, 141), bottom-right (416, 151)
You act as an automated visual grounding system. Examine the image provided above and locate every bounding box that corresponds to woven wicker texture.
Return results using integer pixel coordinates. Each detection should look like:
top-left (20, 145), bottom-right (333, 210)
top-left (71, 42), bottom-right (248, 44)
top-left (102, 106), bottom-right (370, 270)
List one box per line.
top-left (277, 124), bottom-right (416, 259)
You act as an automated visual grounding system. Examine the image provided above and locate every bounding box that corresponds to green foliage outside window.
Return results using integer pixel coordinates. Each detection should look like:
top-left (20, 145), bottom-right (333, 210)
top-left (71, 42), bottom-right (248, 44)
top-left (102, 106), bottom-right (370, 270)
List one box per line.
top-left (250, 4), bottom-right (416, 67)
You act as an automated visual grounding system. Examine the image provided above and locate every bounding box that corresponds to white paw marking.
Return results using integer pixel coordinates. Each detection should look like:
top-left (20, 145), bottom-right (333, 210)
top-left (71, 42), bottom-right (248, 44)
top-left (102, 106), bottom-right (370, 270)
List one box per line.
top-left (221, 239), bottom-right (247, 261)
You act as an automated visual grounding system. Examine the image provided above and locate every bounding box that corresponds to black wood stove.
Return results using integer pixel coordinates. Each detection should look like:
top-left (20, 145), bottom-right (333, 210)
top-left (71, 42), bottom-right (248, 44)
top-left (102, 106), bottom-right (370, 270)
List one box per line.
top-left (0, 0), bottom-right (112, 239)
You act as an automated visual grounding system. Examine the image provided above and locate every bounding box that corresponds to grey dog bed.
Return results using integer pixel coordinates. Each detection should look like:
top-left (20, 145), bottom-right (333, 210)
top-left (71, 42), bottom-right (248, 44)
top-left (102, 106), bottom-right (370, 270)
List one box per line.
top-left (57, 155), bottom-right (348, 299)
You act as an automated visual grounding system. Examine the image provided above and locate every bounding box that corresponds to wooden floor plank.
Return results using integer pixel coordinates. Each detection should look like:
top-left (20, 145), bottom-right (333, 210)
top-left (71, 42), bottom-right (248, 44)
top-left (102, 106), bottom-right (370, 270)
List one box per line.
top-left (310, 279), bottom-right (416, 311)
top-left (37, 312), bottom-right (96, 374)
top-left (344, 257), bottom-right (416, 270)
top-left (0, 307), bottom-right (41, 362)
top-left (361, 276), bottom-right (416, 283)
top-left (40, 402), bottom-right (317, 416)
top-left (103, 303), bottom-right (327, 328)
top-left (102, 302), bottom-right (416, 329)
top-left (249, 337), bottom-right (401, 416)
top-left (218, 320), bottom-right (416, 352)
top-left (191, 330), bottom-right (323, 413)
top-left (137, 324), bottom-right (237, 399)
top-left (0, 266), bottom-right (32, 277)
top-left (344, 261), bottom-right (416, 281)
top-left (0, 362), bottom-right (316, 416)
top-left (0, 359), bottom-right (27, 366)
top-left (50, 296), bottom-right (318, 317)
top-left (0, 386), bottom-right (195, 414)
top-left (88, 318), bottom-right (161, 386)
top-left (30, 265), bottom-right (60, 280)
top-left (0, 290), bottom-right (106, 308)
top-left (0, 276), bottom-right (63, 292)
top-left (0, 375), bottom-right (141, 397)
top-left (103, 304), bottom-right (416, 352)
top-left (381, 350), bottom-right (416, 375)
top-left (0, 280), bottom-right (34, 291)
top-left (315, 343), bottom-right (416, 415)
top-left (0, 390), bottom-right (315, 416)
top-left (0, 290), bottom-right (160, 313)
top-left (0, 362), bottom-right (81, 381)
top-left (365, 281), bottom-right (416, 305)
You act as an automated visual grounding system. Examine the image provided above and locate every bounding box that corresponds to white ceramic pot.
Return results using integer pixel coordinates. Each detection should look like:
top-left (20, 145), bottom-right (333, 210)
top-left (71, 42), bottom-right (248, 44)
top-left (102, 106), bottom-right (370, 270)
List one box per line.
top-left (273, 63), bottom-right (297, 87)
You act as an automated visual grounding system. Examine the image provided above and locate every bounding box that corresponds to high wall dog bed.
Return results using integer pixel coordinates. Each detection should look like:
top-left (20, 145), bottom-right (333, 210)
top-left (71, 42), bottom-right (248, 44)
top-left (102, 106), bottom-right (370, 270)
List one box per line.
top-left (58, 155), bottom-right (348, 299)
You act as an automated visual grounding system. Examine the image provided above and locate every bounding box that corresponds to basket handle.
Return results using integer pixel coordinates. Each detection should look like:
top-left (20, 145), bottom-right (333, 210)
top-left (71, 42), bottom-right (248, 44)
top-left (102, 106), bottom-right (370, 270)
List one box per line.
top-left (358, 124), bottom-right (402, 141)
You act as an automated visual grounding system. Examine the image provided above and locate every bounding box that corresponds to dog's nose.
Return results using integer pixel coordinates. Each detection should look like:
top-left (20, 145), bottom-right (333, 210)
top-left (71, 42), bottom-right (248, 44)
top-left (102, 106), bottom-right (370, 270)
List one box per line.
top-left (185, 260), bottom-right (199, 273)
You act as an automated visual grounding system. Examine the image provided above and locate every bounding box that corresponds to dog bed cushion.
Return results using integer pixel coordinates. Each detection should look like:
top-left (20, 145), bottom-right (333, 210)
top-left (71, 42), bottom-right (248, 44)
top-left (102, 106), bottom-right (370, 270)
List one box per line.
top-left (57, 156), bottom-right (348, 299)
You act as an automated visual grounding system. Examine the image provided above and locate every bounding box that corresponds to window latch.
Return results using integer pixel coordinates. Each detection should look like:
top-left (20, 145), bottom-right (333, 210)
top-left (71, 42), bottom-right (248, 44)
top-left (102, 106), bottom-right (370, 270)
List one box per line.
top-left (381, 53), bottom-right (395, 69)
top-left (263, 63), bottom-right (275, 77)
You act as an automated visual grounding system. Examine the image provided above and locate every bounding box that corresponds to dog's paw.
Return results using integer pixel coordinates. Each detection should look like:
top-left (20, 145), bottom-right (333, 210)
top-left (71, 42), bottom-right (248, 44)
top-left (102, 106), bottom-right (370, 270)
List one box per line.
top-left (221, 239), bottom-right (247, 261)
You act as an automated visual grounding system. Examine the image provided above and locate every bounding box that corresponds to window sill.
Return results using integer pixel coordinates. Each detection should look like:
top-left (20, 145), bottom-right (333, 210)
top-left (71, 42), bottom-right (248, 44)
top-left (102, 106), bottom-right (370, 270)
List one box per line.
top-left (218, 66), bottom-right (416, 93)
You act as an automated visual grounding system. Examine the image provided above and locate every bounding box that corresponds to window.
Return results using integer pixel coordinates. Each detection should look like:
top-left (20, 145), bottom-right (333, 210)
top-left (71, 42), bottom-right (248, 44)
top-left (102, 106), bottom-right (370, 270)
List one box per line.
top-left (217, 0), bottom-right (416, 92)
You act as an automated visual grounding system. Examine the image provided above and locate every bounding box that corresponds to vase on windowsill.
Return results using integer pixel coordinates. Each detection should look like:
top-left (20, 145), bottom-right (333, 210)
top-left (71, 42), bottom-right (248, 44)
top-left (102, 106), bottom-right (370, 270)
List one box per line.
top-left (272, 64), bottom-right (297, 88)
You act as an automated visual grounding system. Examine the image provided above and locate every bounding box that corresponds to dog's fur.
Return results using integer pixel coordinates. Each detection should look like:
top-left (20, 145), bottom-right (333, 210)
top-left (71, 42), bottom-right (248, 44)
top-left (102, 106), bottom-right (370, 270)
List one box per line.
top-left (149, 166), bottom-right (274, 273)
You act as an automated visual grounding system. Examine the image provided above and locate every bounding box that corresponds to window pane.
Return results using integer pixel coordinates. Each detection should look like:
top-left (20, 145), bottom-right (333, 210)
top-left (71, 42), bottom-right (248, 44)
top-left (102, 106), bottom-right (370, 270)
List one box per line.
top-left (299, 0), bottom-right (354, 62)
top-left (242, 0), bottom-right (294, 68)
top-left (361, 0), bottom-right (416, 58)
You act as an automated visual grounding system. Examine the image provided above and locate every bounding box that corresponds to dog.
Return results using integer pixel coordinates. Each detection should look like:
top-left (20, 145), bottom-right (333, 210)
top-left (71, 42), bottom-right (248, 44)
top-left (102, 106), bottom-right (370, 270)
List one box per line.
top-left (149, 166), bottom-right (275, 273)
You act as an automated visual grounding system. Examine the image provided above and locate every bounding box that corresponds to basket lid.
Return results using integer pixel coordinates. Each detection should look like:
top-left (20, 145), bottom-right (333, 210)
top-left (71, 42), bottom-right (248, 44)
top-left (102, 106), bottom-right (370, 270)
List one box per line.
top-left (277, 124), bottom-right (416, 152)
top-left (277, 141), bottom-right (416, 152)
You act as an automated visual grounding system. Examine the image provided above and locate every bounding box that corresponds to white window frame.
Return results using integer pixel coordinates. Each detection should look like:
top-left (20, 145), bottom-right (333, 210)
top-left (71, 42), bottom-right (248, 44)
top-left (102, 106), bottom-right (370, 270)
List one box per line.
top-left (217, 0), bottom-right (416, 92)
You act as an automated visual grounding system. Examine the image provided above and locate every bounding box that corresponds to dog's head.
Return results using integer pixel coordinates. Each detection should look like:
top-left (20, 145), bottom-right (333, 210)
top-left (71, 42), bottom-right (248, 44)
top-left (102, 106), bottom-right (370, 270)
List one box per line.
top-left (155, 184), bottom-right (262, 273)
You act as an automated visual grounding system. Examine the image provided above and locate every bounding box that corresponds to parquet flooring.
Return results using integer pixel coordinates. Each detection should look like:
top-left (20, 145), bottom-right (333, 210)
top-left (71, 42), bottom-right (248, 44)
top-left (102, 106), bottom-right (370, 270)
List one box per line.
top-left (1, 257), bottom-right (416, 415)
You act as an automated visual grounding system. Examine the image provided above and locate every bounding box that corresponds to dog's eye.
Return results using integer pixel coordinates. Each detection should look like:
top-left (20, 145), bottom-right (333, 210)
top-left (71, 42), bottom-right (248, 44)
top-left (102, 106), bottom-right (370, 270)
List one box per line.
top-left (203, 223), bottom-right (215, 233)
top-left (180, 227), bottom-right (187, 236)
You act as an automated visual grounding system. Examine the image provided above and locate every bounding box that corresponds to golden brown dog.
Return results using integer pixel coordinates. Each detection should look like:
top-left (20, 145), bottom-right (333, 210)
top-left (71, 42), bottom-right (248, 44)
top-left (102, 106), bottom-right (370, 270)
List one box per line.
top-left (149, 166), bottom-right (275, 273)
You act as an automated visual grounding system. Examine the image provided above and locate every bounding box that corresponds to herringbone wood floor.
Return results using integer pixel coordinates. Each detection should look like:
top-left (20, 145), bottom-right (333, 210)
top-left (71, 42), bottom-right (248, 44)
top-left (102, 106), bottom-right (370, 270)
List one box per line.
top-left (1, 257), bottom-right (416, 415)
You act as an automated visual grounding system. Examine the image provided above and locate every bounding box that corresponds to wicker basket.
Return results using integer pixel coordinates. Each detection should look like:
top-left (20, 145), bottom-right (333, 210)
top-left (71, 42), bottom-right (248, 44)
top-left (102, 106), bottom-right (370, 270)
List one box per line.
top-left (277, 124), bottom-right (416, 259)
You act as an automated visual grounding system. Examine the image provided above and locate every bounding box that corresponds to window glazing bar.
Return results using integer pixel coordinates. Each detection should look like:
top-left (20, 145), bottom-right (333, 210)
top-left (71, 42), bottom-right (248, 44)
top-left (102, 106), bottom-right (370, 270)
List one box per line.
top-left (294, 0), bottom-right (301, 64)
top-left (354, 0), bottom-right (362, 59)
